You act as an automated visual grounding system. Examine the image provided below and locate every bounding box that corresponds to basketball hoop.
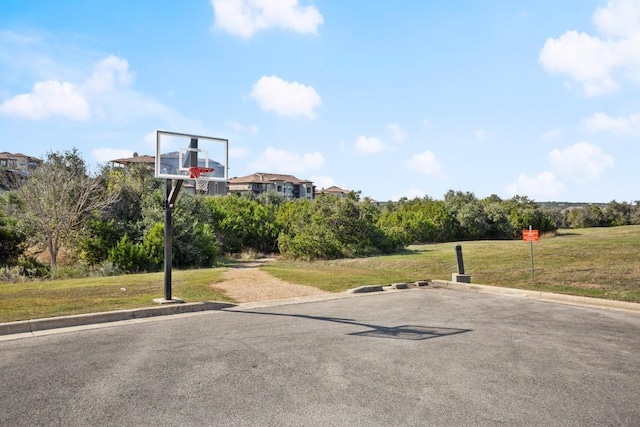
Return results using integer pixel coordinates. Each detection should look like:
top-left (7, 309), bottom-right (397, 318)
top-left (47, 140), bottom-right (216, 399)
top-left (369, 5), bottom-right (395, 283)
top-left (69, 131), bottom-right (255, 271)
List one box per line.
top-left (189, 167), bottom-right (215, 192)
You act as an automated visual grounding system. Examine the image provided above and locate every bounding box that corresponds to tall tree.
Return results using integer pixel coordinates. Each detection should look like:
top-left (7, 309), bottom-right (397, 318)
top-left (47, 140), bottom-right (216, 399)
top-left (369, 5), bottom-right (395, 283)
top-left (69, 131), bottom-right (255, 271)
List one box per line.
top-left (12, 149), bottom-right (119, 270)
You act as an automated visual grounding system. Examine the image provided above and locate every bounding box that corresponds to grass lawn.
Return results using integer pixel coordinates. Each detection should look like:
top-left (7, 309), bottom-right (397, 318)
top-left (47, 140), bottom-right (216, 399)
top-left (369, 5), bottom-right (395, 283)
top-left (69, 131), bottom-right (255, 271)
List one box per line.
top-left (0, 268), bottom-right (231, 323)
top-left (262, 225), bottom-right (640, 303)
top-left (1, 225), bottom-right (638, 323)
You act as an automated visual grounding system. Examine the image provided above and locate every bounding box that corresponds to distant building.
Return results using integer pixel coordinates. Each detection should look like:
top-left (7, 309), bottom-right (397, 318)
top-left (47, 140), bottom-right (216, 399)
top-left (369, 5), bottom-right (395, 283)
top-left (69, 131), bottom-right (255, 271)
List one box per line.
top-left (110, 153), bottom-right (155, 168)
top-left (0, 152), bottom-right (42, 190)
top-left (316, 185), bottom-right (351, 198)
top-left (228, 172), bottom-right (315, 200)
top-left (0, 152), bottom-right (42, 174)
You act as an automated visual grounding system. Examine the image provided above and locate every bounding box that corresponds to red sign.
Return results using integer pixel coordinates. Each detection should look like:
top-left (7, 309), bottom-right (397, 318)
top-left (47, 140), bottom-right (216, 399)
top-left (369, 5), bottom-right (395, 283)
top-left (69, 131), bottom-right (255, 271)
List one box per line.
top-left (523, 229), bottom-right (539, 242)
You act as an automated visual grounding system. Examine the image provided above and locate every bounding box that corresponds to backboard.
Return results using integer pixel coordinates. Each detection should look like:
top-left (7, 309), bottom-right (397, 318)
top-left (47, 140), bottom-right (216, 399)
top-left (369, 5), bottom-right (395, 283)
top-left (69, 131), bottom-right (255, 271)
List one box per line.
top-left (155, 130), bottom-right (228, 182)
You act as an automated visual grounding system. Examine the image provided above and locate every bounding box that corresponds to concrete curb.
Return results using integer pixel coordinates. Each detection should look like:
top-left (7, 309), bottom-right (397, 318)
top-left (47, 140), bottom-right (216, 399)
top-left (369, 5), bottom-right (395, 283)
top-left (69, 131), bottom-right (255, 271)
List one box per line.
top-left (430, 280), bottom-right (640, 313)
top-left (0, 301), bottom-right (235, 336)
top-left (348, 285), bottom-right (385, 294)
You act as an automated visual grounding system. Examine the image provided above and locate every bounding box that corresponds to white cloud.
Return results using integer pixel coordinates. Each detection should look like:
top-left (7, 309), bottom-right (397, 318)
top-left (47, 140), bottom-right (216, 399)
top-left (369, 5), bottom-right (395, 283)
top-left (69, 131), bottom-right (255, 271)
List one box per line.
top-left (249, 146), bottom-right (324, 174)
top-left (386, 123), bottom-right (406, 143)
top-left (582, 112), bottom-right (640, 135)
top-left (91, 148), bottom-right (134, 163)
top-left (592, 0), bottom-right (640, 38)
top-left (540, 128), bottom-right (563, 140)
top-left (354, 135), bottom-right (389, 155)
top-left (506, 171), bottom-right (565, 199)
top-left (84, 55), bottom-right (133, 93)
top-left (311, 175), bottom-right (336, 190)
top-left (539, 0), bottom-right (640, 96)
top-left (407, 150), bottom-right (444, 178)
top-left (539, 31), bottom-right (619, 96)
top-left (0, 80), bottom-right (90, 120)
top-left (250, 75), bottom-right (321, 118)
top-left (549, 141), bottom-right (614, 183)
top-left (211, 0), bottom-right (323, 39)
top-left (0, 54), bottom-right (135, 121)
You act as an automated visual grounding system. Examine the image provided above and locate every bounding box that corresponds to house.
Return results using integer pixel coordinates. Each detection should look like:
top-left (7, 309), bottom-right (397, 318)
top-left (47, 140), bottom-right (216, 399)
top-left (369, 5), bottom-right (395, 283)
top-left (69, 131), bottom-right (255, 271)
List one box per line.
top-left (0, 152), bottom-right (42, 190)
top-left (0, 152), bottom-right (42, 174)
top-left (110, 153), bottom-right (155, 168)
top-left (316, 185), bottom-right (351, 198)
top-left (228, 173), bottom-right (315, 200)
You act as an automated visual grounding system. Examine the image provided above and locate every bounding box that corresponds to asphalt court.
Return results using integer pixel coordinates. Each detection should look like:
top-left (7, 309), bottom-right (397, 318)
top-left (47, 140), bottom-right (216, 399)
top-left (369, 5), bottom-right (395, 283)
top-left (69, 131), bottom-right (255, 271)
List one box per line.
top-left (1, 287), bottom-right (639, 426)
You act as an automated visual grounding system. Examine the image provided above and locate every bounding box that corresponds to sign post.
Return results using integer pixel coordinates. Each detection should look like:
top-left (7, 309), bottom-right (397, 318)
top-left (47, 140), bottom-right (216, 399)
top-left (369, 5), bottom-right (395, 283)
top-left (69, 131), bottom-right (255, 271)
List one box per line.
top-left (522, 226), bottom-right (539, 278)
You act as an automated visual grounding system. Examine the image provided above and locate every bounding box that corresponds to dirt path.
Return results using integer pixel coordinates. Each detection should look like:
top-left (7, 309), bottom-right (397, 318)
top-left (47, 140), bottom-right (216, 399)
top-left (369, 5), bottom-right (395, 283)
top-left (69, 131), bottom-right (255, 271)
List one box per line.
top-left (214, 258), bottom-right (330, 303)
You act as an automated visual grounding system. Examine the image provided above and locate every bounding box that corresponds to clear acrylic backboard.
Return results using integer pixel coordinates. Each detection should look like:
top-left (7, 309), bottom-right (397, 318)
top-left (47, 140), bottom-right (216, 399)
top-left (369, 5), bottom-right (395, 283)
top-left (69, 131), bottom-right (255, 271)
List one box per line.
top-left (155, 130), bottom-right (228, 182)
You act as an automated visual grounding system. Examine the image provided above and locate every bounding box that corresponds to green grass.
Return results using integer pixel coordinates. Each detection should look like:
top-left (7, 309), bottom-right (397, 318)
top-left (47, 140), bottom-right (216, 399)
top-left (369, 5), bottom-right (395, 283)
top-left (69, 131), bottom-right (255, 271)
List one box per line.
top-left (262, 225), bottom-right (640, 303)
top-left (2, 225), bottom-right (639, 323)
top-left (0, 268), bottom-right (232, 323)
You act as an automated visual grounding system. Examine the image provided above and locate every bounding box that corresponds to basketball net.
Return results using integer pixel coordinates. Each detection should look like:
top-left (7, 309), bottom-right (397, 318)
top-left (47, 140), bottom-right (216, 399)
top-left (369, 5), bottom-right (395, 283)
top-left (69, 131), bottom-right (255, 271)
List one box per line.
top-left (189, 167), bottom-right (215, 193)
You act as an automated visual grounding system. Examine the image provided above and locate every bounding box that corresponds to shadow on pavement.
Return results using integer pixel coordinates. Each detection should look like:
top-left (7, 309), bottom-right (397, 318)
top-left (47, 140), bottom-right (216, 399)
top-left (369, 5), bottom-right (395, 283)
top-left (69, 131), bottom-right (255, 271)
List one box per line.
top-left (225, 309), bottom-right (472, 341)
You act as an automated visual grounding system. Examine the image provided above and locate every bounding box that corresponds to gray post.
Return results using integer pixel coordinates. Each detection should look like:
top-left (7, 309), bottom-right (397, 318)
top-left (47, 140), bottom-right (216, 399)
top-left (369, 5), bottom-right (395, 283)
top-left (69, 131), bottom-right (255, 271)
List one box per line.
top-left (455, 244), bottom-right (465, 274)
top-left (452, 244), bottom-right (471, 283)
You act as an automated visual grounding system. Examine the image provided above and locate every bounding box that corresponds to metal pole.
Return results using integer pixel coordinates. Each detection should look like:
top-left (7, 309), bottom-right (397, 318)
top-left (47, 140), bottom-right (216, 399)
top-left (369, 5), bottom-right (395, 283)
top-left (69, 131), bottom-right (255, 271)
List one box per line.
top-left (164, 179), bottom-right (172, 301)
top-left (529, 225), bottom-right (534, 279)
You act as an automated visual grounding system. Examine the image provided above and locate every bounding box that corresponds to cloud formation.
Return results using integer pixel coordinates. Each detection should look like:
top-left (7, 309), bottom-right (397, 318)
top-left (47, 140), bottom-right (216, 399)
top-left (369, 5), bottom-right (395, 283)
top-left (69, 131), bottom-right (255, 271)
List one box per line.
top-left (311, 175), bottom-right (337, 190)
top-left (507, 141), bottom-right (614, 199)
top-left (539, 0), bottom-right (640, 96)
top-left (0, 55), bottom-right (131, 121)
top-left (549, 141), bottom-right (614, 183)
top-left (211, 0), bottom-right (323, 39)
top-left (407, 150), bottom-right (444, 178)
top-left (506, 172), bottom-right (565, 199)
top-left (583, 112), bottom-right (640, 135)
top-left (249, 146), bottom-right (324, 174)
top-left (250, 75), bottom-right (321, 118)
top-left (0, 80), bottom-right (90, 120)
top-left (353, 135), bottom-right (390, 155)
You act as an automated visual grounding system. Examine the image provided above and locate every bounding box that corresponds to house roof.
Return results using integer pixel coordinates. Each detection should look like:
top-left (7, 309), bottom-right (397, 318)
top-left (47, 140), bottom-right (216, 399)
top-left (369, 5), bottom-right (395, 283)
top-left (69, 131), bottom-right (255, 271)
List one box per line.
top-left (0, 152), bottom-right (42, 162)
top-left (319, 185), bottom-right (350, 194)
top-left (229, 172), bottom-right (312, 185)
top-left (111, 154), bottom-right (155, 166)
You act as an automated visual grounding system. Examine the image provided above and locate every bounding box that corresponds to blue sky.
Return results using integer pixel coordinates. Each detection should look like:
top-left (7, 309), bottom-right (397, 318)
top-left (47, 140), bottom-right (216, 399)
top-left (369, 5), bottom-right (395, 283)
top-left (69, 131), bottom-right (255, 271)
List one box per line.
top-left (1, 0), bottom-right (639, 203)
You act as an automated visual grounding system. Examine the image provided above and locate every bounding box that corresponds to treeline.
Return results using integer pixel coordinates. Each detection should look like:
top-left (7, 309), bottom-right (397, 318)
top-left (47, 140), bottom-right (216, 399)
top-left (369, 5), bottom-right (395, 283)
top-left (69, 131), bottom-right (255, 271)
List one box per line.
top-left (543, 202), bottom-right (640, 228)
top-left (0, 149), bottom-right (635, 279)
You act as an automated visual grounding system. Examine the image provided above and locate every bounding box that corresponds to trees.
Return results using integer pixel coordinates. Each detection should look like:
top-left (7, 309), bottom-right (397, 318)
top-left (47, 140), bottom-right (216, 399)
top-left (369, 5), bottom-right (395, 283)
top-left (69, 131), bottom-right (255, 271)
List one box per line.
top-left (277, 193), bottom-right (404, 260)
top-left (0, 198), bottom-right (25, 268)
top-left (203, 195), bottom-right (280, 254)
top-left (378, 197), bottom-right (454, 243)
top-left (11, 149), bottom-right (119, 270)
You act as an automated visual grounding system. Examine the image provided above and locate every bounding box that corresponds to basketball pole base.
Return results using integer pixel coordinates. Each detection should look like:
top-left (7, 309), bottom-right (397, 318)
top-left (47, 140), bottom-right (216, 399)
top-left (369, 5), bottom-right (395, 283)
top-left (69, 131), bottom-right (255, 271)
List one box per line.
top-left (153, 297), bottom-right (184, 305)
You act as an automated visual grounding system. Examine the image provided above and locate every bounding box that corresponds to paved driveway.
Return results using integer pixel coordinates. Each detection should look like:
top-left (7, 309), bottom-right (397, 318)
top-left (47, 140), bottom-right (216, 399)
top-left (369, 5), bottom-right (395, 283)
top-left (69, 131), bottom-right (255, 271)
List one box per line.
top-left (1, 288), bottom-right (639, 426)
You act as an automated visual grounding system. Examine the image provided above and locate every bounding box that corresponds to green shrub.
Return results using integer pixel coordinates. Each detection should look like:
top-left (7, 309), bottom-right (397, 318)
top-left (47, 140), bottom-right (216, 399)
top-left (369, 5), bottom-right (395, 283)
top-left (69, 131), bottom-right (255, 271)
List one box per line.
top-left (108, 235), bottom-right (156, 273)
top-left (277, 193), bottom-right (404, 260)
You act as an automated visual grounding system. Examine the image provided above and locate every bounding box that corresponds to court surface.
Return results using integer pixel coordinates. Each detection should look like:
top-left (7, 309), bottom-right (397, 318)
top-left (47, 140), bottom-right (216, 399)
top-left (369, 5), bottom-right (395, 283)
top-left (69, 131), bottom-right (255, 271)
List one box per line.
top-left (1, 287), bottom-right (639, 426)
